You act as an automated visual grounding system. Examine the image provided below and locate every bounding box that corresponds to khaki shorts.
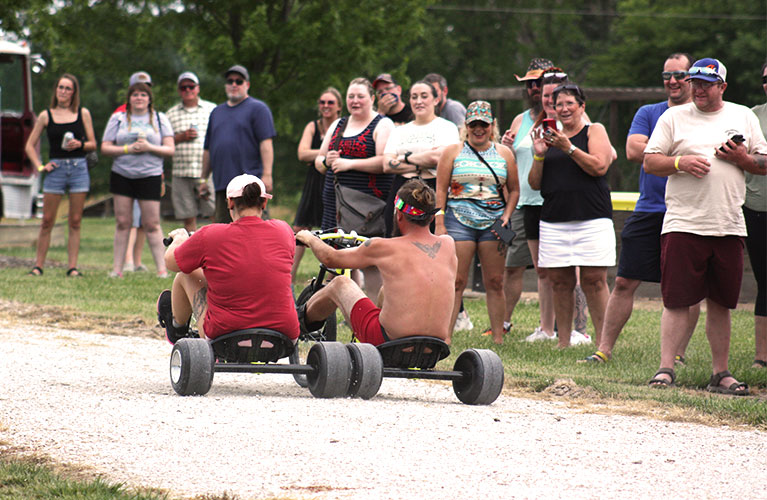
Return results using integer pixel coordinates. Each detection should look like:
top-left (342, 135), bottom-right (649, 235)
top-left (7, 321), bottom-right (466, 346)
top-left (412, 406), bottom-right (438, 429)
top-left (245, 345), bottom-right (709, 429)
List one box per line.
top-left (172, 176), bottom-right (214, 220)
top-left (505, 207), bottom-right (533, 267)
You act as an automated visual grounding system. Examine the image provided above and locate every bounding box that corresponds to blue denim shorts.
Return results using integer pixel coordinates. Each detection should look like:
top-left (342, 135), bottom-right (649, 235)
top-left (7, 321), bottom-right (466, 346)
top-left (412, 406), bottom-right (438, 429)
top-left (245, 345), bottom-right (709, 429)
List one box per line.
top-left (42, 157), bottom-right (90, 194)
top-left (444, 207), bottom-right (498, 243)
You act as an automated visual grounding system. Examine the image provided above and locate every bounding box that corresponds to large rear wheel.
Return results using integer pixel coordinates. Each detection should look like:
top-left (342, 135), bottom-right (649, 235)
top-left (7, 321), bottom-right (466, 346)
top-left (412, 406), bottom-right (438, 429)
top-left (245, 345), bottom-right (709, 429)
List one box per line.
top-left (306, 342), bottom-right (351, 398)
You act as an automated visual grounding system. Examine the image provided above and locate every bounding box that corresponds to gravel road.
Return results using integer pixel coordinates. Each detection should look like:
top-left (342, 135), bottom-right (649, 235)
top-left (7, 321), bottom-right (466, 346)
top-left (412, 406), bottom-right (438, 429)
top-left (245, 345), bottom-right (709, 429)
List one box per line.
top-left (1, 318), bottom-right (766, 500)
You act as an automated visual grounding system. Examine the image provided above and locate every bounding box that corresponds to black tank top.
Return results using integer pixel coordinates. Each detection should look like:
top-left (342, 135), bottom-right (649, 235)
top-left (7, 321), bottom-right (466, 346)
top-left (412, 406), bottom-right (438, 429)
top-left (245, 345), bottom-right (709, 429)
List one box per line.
top-left (46, 107), bottom-right (86, 159)
top-left (540, 125), bottom-right (612, 222)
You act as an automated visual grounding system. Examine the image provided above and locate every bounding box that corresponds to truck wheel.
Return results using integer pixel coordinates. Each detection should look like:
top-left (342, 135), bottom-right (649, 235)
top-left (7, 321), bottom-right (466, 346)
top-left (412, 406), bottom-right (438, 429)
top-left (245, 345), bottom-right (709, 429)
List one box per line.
top-left (346, 343), bottom-right (383, 400)
top-left (170, 338), bottom-right (214, 396)
top-left (452, 349), bottom-right (504, 405)
top-left (306, 342), bottom-right (350, 398)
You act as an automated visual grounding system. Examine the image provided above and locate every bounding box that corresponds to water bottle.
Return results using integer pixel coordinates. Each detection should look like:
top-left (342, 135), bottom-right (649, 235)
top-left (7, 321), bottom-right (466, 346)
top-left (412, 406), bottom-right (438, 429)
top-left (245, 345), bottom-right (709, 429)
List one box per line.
top-left (61, 131), bottom-right (74, 150)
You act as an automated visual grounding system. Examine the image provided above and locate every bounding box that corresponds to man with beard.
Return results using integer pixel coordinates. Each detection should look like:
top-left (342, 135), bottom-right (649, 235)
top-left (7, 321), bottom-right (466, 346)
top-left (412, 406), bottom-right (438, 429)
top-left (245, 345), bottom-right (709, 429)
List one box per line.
top-left (201, 65), bottom-right (276, 223)
top-left (296, 179), bottom-right (456, 345)
top-left (581, 53), bottom-right (700, 364)
top-left (498, 58), bottom-right (552, 336)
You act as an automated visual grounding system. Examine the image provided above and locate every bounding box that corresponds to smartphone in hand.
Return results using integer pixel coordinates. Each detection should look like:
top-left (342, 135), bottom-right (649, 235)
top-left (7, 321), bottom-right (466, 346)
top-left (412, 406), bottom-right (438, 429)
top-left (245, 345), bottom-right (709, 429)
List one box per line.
top-left (542, 118), bottom-right (558, 132)
top-left (719, 134), bottom-right (745, 152)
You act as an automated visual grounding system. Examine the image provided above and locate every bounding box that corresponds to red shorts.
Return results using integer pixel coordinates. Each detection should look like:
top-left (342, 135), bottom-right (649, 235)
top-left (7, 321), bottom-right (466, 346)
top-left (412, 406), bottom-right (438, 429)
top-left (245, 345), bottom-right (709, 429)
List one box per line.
top-left (350, 298), bottom-right (391, 346)
top-left (660, 232), bottom-right (744, 309)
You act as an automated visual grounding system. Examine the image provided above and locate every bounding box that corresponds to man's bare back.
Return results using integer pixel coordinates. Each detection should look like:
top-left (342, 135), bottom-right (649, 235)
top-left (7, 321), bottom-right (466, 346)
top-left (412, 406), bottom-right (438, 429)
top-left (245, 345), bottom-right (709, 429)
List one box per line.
top-left (370, 232), bottom-right (456, 340)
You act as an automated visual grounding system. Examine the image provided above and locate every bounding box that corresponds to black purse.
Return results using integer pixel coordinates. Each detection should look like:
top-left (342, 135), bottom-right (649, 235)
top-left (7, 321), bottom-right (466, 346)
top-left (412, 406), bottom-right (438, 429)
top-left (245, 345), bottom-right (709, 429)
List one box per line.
top-left (465, 143), bottom-right (516, 245)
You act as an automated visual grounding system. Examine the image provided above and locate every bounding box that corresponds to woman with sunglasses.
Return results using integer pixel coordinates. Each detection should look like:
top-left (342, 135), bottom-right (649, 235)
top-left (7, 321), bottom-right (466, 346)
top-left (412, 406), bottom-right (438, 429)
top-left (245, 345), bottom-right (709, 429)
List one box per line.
top-left (529, 84), bottom-right (615, 349)
top-left (436, 101), bottom-right (519, 344)
top-left (291, 87), bottom-right (343, 284)
top-left (25, 73), bottom-right (97, 277)
top-left (382, 80), bottom-right (460, 236)
top-left (102, 82), bottom-right (175, 278)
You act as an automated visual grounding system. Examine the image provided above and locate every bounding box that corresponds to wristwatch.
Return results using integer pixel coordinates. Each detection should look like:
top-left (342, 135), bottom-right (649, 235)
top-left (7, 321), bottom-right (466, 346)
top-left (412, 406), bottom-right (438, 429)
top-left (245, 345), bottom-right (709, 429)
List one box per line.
top-left (567, 144), bottom-right (577, 155)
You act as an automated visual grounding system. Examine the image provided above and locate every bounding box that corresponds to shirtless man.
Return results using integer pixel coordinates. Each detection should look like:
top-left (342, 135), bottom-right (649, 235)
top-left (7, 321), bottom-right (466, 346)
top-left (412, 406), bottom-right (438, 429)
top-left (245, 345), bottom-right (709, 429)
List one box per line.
top-left (296, 179), bottom-right (457, 345)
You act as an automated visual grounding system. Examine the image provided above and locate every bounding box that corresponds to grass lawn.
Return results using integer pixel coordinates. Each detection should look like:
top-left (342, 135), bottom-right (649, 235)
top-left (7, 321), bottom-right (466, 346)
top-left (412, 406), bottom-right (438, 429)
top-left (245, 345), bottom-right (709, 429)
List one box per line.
top-left (0, 209), bottom-right (765, 431)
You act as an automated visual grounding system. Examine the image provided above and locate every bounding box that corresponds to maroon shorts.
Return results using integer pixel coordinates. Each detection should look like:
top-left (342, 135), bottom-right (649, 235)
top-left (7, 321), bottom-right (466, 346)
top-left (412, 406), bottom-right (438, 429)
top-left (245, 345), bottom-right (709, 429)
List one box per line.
top-left (660, 232), bottom-right (744, 309)
top-left (350, 298), bottom-right (391, 346)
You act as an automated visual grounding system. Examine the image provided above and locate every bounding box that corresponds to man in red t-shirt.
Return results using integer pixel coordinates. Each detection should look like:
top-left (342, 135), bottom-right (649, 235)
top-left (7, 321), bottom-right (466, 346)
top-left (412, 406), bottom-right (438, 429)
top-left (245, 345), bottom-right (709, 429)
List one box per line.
top-left (157, 174), bottom-right (299, 343)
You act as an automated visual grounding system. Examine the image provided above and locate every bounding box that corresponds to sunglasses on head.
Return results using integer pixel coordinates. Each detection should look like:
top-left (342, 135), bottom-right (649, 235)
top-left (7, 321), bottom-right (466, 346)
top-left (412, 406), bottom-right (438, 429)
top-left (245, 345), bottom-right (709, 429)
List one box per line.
top-left (226, 78), bottom-right (245, 86)
top-left (318, 99), bottom-right (336, 105)
top-left (553, 83), bottom-right (584, 100)
top-left (179, 85), bottom-right (196, 91)
top-left (662, 71), bottom-right (689, 81)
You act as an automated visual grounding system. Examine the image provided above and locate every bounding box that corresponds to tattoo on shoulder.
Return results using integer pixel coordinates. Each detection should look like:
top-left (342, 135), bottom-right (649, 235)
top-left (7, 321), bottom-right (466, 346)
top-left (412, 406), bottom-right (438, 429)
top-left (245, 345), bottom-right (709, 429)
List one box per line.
top-left (412, 241), bottom-right (441, 259)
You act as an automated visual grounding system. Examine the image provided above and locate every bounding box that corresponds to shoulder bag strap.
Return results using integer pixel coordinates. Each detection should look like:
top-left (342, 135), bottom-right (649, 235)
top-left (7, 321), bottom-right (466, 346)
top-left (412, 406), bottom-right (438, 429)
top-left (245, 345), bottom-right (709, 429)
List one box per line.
top-left (466, 142), bottom-right (506, 206)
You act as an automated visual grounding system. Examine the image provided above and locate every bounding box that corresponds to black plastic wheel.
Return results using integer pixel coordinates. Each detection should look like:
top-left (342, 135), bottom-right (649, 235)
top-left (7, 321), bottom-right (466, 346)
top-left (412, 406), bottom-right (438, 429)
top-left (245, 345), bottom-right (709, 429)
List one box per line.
top-left (452, 349), bottom-right (504, 405)
top-left (295, 282), bottom-right (337, 342)
top-left (346, 343), bottom-right (383, 399)
top-left (306, 341), bottom-right (351, 398)
top-left (170, 338), bottom-right (215, 396)
top-left (288, 349), bottom-right (309, 388)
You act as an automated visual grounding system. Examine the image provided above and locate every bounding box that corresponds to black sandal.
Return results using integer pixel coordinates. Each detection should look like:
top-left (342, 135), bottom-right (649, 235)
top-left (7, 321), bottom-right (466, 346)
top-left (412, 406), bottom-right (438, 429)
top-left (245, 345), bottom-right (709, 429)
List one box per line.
top-left (753, 359), bottom-right (767, 369)
top-left (28, 266), bottom-right (43, 276)
top-left (706, 370), bottom-right (749, 396)
top-left (66, 268), bottom-right (83, 277)
top-left (648, 368), bottom-right (675, 388)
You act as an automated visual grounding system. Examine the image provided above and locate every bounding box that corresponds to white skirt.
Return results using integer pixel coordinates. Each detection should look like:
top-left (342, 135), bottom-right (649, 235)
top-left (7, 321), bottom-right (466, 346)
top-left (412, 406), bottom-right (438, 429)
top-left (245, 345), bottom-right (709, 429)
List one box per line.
top-left (538, 218), bottom-right (616, 268)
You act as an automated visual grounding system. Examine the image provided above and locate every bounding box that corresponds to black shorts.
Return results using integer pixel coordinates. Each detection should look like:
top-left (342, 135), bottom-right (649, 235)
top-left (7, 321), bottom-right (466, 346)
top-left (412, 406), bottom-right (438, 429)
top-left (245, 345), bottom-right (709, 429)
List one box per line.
top-left (522, 205), bottom-right (542, 240)
top-left (110, 171), bottom-right (163, 201)
top-left (616, 211), bottom-right (664, 283)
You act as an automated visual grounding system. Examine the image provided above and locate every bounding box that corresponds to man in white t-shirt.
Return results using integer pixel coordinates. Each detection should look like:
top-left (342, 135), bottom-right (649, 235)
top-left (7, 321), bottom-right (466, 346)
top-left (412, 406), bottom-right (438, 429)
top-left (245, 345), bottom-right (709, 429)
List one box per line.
top-left (644, 57), bottom-right (767, 394)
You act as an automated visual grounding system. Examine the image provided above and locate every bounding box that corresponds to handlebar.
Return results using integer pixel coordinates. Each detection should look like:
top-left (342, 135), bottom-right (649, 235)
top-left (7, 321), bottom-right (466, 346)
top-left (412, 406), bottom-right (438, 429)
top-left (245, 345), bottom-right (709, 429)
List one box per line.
top-left (297, 228), bottom-right (369, 249)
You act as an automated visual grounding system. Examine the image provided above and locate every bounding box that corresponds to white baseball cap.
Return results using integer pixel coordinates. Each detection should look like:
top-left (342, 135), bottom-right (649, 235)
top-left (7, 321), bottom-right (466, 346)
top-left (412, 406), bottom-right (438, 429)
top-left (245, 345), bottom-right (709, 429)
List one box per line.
top-left (226, 174), bottom-right (272, 199)
top-left (177, 71), bottom-right (199, 85)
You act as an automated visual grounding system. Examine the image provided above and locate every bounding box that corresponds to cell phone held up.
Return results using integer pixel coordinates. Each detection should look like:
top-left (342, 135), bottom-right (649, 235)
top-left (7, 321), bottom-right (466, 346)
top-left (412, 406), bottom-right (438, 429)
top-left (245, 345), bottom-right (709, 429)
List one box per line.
top-left (719, 134), bottom-right (745, 152)
top-left (542, 118), bottom-right (558, 132)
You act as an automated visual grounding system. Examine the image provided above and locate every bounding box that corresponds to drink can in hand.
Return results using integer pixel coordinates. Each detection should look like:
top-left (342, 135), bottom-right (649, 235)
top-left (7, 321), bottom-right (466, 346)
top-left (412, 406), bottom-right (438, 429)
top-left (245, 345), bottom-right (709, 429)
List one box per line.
top-left (61, 131), bottom-right (74, 150)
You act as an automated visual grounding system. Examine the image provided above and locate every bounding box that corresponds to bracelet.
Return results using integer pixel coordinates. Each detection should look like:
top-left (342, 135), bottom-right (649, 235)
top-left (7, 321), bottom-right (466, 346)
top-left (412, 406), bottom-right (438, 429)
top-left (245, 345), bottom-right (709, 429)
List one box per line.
top-left (567, 144), bottom-right (577, 155)
top-left (124, 145), bottom-right (129, 154)
top-left (404, 152), bottom-right (413, 164)
top-left (674, 155), bottom-right (681, 171)
top-left (435, 209), bottom-right (445, 216)
top-left (321, 156), bottom-right (328, 168)
top-left (533, 154), bottom-right (545, 162)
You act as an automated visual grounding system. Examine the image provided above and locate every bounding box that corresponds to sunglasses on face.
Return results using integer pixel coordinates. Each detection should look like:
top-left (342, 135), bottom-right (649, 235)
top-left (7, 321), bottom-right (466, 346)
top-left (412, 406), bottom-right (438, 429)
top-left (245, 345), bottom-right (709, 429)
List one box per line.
top-left (691, 80), bottom-right (720, 90)
top-left (318, 100), bottom-right (336, 105)
top-left (57, 85), bottom-right (74, 92)
top-left (226, 78), bottom-right (245, 86)
top-left (467, 121), bottom-right (490, 129)
top-left (179, 85), bottom-right (197, 91)
top-left (762, 75), bottom-right (767, 84)
top-left (662, 71), bottom-right (689, 81)
top-left (526, 79), bottom-right (542, 89)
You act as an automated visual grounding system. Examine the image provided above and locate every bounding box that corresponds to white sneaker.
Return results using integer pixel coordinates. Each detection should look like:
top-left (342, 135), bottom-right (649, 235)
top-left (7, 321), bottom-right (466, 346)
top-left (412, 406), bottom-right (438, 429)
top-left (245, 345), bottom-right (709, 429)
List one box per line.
top-left (123, 262), bottom-right (135, 272)
top-left (570, 330), bottom-right (592, 345)
top-left (524, 327), bottom-right (556, 342)
top-left (454, 310), bottom-right (474, 332)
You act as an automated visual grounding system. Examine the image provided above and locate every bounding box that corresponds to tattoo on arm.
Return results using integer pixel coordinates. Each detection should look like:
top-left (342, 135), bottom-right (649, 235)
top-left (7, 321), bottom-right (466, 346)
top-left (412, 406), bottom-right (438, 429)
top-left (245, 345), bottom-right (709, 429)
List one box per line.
top-left (388, 159), bottom-right (401, 169)
top-left (755, 154), bottom-right (767, 172)
top-left (364, 239), bottom-right (372, 247)
top-left (412, 241), bottom-right (441, 259)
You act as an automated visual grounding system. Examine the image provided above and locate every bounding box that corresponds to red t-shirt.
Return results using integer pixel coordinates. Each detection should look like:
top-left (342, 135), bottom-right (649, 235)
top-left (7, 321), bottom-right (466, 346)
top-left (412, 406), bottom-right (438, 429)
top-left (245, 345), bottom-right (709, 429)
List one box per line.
top-left (174, 216), bottom-right (300, 340)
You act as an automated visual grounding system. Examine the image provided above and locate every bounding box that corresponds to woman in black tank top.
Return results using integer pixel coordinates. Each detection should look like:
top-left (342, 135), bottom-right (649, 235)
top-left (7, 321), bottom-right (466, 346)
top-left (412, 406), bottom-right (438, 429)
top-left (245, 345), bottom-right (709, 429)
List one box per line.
top-left (291, 87), bottom-right (342, 284)
top-left (23, 73), bottom-right (97, 277)
top-left (528, 84), bottom-right (616, 349)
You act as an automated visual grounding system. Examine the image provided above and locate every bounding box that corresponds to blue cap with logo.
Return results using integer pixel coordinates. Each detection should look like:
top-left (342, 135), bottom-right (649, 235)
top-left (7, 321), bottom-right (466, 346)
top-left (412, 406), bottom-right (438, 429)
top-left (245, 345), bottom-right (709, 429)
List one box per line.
top-left (688, 58), bottom-right (727, 83)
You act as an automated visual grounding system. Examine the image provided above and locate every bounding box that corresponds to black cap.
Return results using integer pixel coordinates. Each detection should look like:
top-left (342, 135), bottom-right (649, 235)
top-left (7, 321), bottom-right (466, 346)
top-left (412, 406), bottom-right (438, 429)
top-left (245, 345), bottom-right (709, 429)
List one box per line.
top-left (224, 64), bottom-right (249, 81)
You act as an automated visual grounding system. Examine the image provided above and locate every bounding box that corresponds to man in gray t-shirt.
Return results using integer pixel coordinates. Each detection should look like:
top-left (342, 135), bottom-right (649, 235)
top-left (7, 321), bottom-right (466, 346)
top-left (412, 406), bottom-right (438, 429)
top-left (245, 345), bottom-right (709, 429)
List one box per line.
top-left (423, 73), bottom-right (466, 126)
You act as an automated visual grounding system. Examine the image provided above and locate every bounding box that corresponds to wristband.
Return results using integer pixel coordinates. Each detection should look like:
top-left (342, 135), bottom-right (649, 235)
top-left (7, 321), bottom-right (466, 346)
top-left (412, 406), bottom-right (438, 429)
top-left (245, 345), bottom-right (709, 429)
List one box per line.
top-left (124, 145), bottom-right (129, 154)
top-left (435, 209), bottom-right (445, 216)
top-left (404, 152), bottom-right (413, 164)
top-left (321, 156), bottom-right (328, 168)
top-left (533, 154), bottom-right (545, 162)
top-left (197, 178), bottom-right (207, 184)
top-left (674, 155), bottom-right (681, 171)
top-left (38, 164), bottom-right (45, 172)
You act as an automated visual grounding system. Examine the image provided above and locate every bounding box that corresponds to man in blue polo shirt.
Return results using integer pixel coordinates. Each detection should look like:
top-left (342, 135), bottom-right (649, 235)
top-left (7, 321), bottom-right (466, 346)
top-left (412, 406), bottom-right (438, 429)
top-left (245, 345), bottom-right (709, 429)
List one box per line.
top-left (201, 64), bottom-right (276, 223)
top-left (581, 52), bottom-right (700, 364)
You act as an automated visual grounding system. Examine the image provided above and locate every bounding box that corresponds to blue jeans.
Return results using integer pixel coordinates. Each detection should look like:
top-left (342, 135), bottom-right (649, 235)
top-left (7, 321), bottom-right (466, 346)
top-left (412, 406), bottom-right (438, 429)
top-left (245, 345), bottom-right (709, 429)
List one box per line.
top-left (42, 157), bottom-right (90, 194)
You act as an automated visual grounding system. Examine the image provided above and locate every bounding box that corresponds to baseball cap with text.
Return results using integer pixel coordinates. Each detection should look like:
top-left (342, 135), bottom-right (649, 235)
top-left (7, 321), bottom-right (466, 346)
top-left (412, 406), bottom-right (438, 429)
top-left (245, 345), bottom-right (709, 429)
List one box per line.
top-left (688, 58), bottom-right (727, 83)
